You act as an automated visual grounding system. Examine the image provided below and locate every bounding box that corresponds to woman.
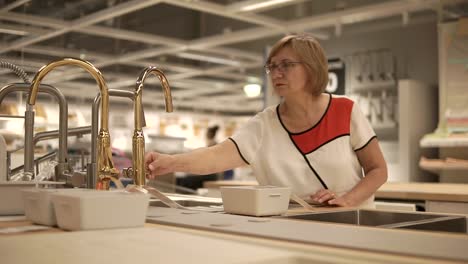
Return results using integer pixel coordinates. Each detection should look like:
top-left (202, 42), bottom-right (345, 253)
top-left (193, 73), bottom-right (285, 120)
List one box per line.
top-left (145, 34), bottom-right (387, 207)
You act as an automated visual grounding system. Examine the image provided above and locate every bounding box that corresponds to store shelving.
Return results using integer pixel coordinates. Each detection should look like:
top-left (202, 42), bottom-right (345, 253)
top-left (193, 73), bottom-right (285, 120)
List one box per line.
top-left (419, 157), bottom-right (468, 174)
top-left (420, 135), bottom-right (468, 148)
top-left (417, 21), bottom-right (468, 183)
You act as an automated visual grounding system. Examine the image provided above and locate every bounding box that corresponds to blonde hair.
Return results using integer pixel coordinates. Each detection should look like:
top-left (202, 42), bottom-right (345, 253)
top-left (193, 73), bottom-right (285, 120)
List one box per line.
top-left (267, 34), bottom-right (329, 96)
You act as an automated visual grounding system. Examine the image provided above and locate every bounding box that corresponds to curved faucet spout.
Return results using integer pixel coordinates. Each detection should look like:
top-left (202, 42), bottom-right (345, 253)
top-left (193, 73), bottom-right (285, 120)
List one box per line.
top-left (134, 66), bottom-right (173, 130)
top-left (27, 58), bottom-right (118, 190)
top-left (28, 58), bottom-right (110, 130)
top-left (133, 66), bottom-right (173, 186)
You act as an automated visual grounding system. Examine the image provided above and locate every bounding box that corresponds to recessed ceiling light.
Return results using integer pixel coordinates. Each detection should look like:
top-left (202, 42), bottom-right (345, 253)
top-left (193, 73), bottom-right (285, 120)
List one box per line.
top-left (240, 0), bottom-right (297, 12)
top-left (243, 84), bottom-right (262, 98)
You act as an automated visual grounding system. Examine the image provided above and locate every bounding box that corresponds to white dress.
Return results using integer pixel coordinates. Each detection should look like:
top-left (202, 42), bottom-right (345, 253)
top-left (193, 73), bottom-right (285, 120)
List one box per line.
top-left (230, 94), bottom-right (376, 208)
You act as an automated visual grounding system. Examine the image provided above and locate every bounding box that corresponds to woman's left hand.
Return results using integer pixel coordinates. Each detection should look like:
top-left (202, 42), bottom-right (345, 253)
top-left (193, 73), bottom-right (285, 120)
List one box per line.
top-left (327, 196), bottom-right (352, 207)
top-left (310, 189), bottom-right (337, 204)
top-left (310, 189), bottom-right (352, 207)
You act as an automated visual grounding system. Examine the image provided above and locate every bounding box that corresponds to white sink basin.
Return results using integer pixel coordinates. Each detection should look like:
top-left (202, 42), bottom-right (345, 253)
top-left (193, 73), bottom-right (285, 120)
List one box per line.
top-left (0, 181), bottom-right (64, 215)
top-left (221, 186), bottom-right (291, 216)
top-left (22, 188), bottom-right (92, 226)
top-left (51, 190), bottom-right (150, 231)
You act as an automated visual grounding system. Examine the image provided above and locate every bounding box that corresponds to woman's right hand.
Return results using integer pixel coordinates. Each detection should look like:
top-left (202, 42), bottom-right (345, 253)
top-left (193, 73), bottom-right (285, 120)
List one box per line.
top-left (145, 152), bottom-right (175, 179)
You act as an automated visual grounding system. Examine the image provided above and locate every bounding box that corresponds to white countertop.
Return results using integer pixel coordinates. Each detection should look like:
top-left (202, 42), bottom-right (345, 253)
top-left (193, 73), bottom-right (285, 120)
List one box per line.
top-left (147, 207), bottom-right (468, 263)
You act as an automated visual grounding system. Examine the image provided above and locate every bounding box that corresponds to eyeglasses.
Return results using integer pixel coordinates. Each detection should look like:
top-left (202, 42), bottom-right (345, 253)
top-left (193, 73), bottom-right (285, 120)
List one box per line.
top-left (264, 61), bottom-right (303, 75)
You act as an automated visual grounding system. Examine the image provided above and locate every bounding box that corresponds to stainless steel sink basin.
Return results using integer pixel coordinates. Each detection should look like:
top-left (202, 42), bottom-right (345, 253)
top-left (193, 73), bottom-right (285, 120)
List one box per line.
top-left (150, 199), bottom-right (222, 208)
top-left (391, 216), bottom-right (467, 234)
top-left (283, 210), bottom-right (441, 226)
top-left (281, 210), bottom-right (467, 234)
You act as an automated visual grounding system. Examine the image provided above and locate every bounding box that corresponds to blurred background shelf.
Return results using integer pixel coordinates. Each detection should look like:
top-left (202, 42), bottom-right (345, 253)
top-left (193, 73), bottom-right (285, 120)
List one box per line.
top-left (350, 80), bottom-right (397, 93)
top-left (419, 157), bottom-right (468, 174)
top-left (420, 135), bottom-right (468, 148)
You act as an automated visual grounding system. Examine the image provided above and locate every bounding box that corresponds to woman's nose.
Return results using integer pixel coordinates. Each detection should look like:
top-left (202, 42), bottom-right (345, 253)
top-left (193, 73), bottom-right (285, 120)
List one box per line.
top-left (271, 69), bottom-right (284, 79)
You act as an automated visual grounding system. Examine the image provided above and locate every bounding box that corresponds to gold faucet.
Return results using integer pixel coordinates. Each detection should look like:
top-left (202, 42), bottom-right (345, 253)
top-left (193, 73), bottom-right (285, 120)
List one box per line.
top-left (27, 58), bottom-right (119, 190)
top-left (133, 66), bottom-right (173, 186)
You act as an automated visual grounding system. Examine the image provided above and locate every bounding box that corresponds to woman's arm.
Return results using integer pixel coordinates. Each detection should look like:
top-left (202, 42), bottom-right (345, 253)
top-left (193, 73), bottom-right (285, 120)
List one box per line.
top-left (145, 139), bottom-right (246, 178)
top-left (329, 138), bottom-right (388, 206)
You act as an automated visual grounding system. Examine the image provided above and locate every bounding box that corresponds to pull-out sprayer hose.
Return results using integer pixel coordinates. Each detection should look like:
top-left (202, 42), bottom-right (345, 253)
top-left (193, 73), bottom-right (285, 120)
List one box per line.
top-left (0, 61), bottom-right (30, 83)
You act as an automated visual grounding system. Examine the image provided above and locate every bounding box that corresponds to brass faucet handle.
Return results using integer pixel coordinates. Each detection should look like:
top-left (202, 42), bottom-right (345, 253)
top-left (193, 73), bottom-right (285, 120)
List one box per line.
top-left (122, 167), bottom-right (134, 178)
top-left (109, 167), bottom-right (120, 177)
top-left (96, 177), bottom-right (111, 190)
top-left (96, 173), bottom-right (124, 190)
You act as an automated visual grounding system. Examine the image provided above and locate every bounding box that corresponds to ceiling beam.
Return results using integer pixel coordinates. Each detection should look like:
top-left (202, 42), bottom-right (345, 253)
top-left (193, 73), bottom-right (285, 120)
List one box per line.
top-left (188, 0), bottom-right (448, 49)
top-left (3, 44), bottom-right (254, 84)
top-left (79, 25), bottom-right (186, 46)
top-left (17, 44), bottom-right (260, 85)
top-left (1, 0), bottom-right (447, 94)
top-left (1, 0), bottom-right (460, 115)
top-left (227, 0), bottom-right (306, 13)
top-left (0, 56), bottom-right (250, 98)
top-left (0, 11), bottom-right (69, 28)
top-left (0, 0), bottom-right (31, 12)
top-left (162, 0), bottom-right (286, 30)
top-left (0, 0), bottom-right (460, 54)
top-left (168, 62), bottom-right (262, 81)
top-left (54, 80), bottom-right (262, 113)
top-left (0, 0), bottom-right (164, 54)
top-left (0, 23), bottom-right (42, 36)
top-left (0, 12), bottom-right (264, 62)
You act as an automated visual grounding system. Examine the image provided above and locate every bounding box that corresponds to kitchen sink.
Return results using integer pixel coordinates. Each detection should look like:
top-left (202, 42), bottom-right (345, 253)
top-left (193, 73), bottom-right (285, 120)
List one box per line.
top-left (149, 198), bottom-right (467, 235)
top-left (281, 209), bottom-right (467, 234)
top-left (391, 216), bottom-right (467, 234)
top-left (282, 210), bottom-right (442, 226)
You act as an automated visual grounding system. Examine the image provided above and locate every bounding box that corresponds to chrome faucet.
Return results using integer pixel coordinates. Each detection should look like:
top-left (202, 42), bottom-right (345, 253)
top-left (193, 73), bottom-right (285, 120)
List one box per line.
top-left (133, 66), bottom-right (173, 187)
top-left (6, 126), bottom-right (92, 181)
top-left (0, 83), bottom-right (68, 180)
top-left (87, 89), bottom-right (140, 189)
top-left (33, 126), bottom-right (92, 186)
top-left (33, 126), bottom-right (92, 146)
top-left (27, 58), bottom-right (118, 190)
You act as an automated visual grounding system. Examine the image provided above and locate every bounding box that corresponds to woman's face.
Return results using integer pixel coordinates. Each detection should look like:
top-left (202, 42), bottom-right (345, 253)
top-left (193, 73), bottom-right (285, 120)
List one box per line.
top-left (268, 47), bottom-right (309, 97)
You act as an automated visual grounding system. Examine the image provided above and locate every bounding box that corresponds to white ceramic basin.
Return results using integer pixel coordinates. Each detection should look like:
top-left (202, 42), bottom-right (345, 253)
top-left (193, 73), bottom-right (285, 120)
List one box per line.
top-left (51, 190), bottom-right (150, 231)
top-left (221, 186), bottom-right (291, 216)
top-left (0, 181), bottom-right (64, 215)
top-left (22, 188), bottom-right (91, 226)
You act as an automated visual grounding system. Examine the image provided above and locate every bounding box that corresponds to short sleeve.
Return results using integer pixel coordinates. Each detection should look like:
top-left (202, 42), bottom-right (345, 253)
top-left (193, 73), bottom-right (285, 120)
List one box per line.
top-left (350, 102), bottom-right (376, 151)
top-left (229, 113), bottom-right (264, 165)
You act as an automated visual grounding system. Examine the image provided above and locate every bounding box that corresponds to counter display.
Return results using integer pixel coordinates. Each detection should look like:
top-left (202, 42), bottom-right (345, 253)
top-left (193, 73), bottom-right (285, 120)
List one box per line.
top-left (1, 209), bottom-right (467, 264)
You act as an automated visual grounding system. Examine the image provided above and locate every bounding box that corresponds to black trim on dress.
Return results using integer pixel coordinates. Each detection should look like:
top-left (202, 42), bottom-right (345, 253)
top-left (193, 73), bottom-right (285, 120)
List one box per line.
top-left (228, 138), bottom-right (250, 165)
top-left (303, 156), bottom-right (328, 189)
top-left (354, 135), bottom-right (377, 151)
top-left (277, 93), bottom-right (332, 135)
top-left (275, 95), bottom-right (332, 189)
top-left (276, 106), bottom-right (328, 189)
top-left (304, 133), bottom-right (350, 155)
